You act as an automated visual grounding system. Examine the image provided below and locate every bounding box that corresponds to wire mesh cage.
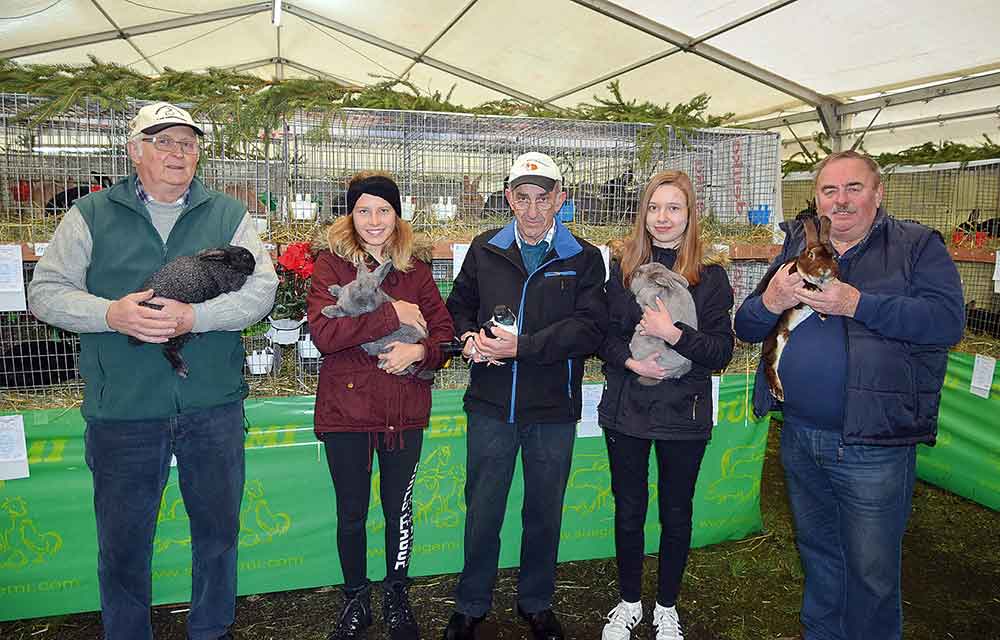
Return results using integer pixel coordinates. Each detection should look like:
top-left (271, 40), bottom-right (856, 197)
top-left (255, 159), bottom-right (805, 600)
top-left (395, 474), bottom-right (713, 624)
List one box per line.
top-left (1, 94), bottom-right (785, 403)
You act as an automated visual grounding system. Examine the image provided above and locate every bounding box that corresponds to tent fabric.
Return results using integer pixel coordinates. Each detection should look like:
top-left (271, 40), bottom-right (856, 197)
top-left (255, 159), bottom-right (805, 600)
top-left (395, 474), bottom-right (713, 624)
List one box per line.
top-left (1, 0), bottom-right (998, 154)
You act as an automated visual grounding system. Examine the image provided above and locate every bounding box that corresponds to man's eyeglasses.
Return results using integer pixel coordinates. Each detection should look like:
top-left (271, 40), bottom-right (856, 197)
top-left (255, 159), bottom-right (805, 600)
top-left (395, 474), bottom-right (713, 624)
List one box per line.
top-left (141, 135), bottom-right (199, 155)
top-left (512, 194), bottom-right (555, 214)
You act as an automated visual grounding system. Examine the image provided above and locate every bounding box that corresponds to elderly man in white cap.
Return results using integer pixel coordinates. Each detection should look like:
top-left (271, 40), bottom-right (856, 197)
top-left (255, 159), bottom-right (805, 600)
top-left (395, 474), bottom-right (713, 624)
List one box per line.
top-left (442, 152), bottom-right (608, 640)
top-left (28, 101), bottom-right (277, 640)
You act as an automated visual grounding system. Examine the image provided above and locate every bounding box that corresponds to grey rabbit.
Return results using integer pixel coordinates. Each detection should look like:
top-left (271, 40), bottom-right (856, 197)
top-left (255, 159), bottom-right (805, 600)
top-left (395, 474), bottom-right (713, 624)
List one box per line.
top-left (321, 259), bottom-right (431, 378)
top-left (628, 262), bottom-right (698, 386)
top-left (129, 245), bottom-right (256, 378)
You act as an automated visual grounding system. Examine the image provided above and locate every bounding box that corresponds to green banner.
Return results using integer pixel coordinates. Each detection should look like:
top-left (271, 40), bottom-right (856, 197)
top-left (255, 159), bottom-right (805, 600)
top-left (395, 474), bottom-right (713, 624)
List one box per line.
top-left (917, 352), bottom-right (1000, 510)
top-left (0, 377), bottom-right (770, 621)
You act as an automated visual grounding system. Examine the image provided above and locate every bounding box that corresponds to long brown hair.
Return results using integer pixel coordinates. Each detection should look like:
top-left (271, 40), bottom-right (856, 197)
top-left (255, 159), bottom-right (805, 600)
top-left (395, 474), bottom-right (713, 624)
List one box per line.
top-left (620, 169), bottom-right (703, 287)
top-left (326, 171), bottom-right (416, 270)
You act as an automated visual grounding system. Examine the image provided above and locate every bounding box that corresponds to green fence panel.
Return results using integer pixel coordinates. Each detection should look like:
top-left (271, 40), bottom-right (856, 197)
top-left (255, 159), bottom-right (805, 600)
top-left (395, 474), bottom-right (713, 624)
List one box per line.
top-left (0, 377), bottom-right (769, 621)
top-left (917, 352), bottom-right (1000, 510)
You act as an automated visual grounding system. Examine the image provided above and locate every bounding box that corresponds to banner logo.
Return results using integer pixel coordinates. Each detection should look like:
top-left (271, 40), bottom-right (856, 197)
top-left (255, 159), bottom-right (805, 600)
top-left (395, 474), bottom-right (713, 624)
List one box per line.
top-left (0, 496), bottom-right (63, 570)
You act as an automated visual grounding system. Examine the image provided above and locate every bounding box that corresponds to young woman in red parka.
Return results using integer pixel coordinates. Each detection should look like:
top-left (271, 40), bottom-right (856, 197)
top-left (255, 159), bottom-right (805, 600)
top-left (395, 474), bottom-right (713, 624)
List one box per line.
top-left (307, 172), bottom-right (454, 640)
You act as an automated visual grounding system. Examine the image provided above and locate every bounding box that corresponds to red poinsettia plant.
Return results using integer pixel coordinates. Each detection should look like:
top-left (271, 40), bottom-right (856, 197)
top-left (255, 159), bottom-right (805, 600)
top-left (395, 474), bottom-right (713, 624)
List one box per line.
top-left (271, 242), bottom-right (315, 321)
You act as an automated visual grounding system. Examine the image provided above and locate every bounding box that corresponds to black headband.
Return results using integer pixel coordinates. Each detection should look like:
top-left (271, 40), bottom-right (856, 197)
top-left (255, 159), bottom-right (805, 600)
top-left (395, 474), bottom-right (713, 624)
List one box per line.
top-left (346, 176), bottom-right (402, 218)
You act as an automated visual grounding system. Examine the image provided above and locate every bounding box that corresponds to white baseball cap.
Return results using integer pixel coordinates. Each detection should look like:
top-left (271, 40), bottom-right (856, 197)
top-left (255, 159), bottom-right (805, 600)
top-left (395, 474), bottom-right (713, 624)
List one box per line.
top-left (128, 102), bottom-right (204, 139)
top-left (508, 152), bottom-right (562, 191)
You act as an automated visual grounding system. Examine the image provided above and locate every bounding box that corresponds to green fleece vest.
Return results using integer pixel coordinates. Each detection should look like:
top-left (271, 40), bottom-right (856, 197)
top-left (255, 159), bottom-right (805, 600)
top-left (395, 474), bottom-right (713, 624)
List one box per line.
top-left (75, 175), bottom-right (248, 421)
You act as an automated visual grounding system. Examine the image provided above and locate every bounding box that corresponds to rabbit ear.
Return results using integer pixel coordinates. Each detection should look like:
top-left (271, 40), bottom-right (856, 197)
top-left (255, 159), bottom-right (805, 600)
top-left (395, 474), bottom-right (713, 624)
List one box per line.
top-left (371, 259), bottom-right (393, 284)
top-left (651, 267), bottom-right (688, 289)
top-left (198, 249), bottom-right (227, 261)
top-left (802, 216), bottom-right (819, 246)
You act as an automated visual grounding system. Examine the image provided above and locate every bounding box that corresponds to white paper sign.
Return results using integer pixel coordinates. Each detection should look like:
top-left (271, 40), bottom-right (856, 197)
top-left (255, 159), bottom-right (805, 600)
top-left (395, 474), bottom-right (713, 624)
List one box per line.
top-left (33, 242), bottom-right (49, 257)
top-left (971, 354), bottom-right (996, 399)
top-left (452, 243), bottom-right (470, 279)
top-left (576, 383), bottom-right (604, 438)
top-left (0, 245), bottom-right (27, 312)
top-left (712, 375), bottom-right (721, 426)
top-left (993, 251), bottom-right (1000, 293)
top-left (0, 415), bottom-right (30, 480)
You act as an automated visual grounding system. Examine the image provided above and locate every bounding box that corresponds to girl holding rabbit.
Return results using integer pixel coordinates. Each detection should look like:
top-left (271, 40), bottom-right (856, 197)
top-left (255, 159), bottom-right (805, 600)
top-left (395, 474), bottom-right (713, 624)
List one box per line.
top-left (597, 169), bottom-right (735, 640)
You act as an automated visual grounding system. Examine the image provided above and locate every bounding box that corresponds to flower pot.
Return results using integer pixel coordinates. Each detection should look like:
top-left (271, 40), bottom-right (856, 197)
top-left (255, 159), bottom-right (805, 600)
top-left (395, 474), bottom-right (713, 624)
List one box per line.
top-left (267, 316), bottom-right (304, 345)
top-left (246, 347), bottom-right (275, 375)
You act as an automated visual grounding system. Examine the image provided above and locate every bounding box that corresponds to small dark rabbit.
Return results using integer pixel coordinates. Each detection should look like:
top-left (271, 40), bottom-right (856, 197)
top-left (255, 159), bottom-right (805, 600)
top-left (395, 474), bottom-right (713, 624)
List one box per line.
top-left (130, 245), bottom-right (256, 378)
top-left (761, 216), bottom-right (839, 401)
top-left (321, 259), bottom-right (430, 378)
top-left (482, 304), bottom-right (517, 339)
top-left (628, 262), bottom-right (698, 385)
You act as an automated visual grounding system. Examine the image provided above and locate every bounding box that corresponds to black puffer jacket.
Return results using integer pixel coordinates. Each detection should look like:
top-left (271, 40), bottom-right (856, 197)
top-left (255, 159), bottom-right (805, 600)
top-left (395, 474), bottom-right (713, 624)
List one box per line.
top-left (446, 220), bottom-right (608, 424)
top-left (598, 247), bottom-right (735, 440)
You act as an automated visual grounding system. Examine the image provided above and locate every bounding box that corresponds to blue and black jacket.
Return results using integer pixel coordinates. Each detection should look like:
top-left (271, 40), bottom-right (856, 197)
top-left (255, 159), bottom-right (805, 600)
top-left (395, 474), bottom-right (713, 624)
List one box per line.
top-left (446, 220), bottom-right (608, 424)
top-left (734, 209), bottom-right (965, 445)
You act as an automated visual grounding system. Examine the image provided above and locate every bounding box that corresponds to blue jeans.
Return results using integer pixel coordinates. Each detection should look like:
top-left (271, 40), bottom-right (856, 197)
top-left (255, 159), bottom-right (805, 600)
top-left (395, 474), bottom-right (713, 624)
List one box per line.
top-left (780, 424), bottom-right (916, 640)
top-left (85, 401), bottom-right (246, 640)
top-left (454, 413), bottom-right (576, 617)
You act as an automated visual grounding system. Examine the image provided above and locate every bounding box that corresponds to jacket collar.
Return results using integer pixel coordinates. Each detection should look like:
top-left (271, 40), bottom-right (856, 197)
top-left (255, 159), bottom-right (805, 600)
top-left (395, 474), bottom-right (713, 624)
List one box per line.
top-left (487, 218), bottom-right (582, 260)
top-left (108, 174), bottom-right (210, 216)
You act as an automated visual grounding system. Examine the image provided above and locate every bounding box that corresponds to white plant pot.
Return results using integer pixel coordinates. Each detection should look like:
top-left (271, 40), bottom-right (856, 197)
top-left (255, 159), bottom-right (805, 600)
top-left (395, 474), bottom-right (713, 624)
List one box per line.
top-left (267, 317), bottom-right (304, 345)
top-left (246, 348), bottom-right (275, 375)
top-left (297, 334), bottom-right (321, 359)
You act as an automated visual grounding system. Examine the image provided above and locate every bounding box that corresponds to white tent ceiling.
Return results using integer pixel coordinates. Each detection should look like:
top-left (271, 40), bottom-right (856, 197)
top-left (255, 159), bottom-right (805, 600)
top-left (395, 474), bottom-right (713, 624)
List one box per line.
top-left (2, 0), bottom-right (999, 157)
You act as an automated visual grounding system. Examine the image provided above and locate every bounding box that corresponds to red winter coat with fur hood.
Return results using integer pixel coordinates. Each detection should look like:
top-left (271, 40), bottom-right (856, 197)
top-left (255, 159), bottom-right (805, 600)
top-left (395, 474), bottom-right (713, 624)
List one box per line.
top-left (307, 246), bottom-right (454, 436)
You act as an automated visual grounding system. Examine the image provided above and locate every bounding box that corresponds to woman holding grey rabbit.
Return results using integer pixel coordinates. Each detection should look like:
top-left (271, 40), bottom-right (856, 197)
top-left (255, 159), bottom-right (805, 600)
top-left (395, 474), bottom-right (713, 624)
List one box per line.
top-left (597, 170), bottom-right (735, 640)
top-left (306, 171), bottom-right (454, 640)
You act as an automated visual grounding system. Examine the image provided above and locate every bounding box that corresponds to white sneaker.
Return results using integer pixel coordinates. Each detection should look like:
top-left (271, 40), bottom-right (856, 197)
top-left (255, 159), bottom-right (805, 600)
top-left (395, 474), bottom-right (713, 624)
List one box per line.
top-left (601, 600), bottom-right (642, 640)
top-left (651, 603), bottom-right (684, 640)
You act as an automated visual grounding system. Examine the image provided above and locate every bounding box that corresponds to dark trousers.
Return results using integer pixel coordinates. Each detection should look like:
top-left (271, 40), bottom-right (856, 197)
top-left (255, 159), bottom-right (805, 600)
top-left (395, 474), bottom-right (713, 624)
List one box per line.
top-left (454, 412), bottom-right (576, 617)
top-left (604, 428), bottom-right (707, 606)
top-left (320, 430), bottom-right (424, 590)
top-left (84, 401), bottom-right (246, 640)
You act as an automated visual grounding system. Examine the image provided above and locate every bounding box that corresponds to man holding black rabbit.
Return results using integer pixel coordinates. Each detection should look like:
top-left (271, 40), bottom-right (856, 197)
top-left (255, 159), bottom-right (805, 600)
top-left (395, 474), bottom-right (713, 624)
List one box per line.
top-left (28, 101), bottom-right (277, 640)
top-left (442, 152), bottom-right (608, 640)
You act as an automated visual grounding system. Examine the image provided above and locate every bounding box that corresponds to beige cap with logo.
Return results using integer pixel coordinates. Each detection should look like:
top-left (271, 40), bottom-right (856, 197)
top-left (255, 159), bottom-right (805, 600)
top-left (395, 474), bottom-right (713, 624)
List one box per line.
top-left (508, 152), bottom-right (562, 191)
top-left (128, 102), bottom-right (204, 138)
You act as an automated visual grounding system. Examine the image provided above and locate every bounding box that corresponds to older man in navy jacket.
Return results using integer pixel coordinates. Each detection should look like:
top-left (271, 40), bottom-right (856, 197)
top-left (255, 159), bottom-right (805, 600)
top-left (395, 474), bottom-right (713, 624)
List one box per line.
top-left (735, 150), bottom-right (964, 640)
top-left (442, 152), bottom-right (608, 640)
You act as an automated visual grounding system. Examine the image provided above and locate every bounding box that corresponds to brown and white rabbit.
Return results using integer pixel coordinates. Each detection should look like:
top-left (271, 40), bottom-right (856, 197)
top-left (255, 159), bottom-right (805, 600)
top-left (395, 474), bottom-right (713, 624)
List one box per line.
top-left (761, 215), bottom-right (839, 401)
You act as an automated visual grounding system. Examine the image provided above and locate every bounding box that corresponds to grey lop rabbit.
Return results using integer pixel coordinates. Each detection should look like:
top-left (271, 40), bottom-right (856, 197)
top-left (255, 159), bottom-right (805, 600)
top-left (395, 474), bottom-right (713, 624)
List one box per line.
top-left (628, 262), bottom-right (698, 385)
top-left (321, 259), bottom-right (431, 378)
top-left (130, 245), bottom-right (256, 378)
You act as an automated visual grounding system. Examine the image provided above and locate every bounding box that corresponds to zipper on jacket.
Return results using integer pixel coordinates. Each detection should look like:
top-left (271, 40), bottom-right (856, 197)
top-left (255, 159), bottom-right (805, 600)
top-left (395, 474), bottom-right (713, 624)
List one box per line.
top-left (566, 360), bottom-right (572, 398)
top-left (692, 394), bottom-right (698, 420)
top-left (508, 256), bottom-right (561, 424)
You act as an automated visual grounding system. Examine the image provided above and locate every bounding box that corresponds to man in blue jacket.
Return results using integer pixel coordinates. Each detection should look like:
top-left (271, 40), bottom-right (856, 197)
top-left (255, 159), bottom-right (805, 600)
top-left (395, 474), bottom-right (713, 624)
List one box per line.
top-left (734, 150), bottom-right (964, 640)
top-left (442, 152), bottom-right (608, 640)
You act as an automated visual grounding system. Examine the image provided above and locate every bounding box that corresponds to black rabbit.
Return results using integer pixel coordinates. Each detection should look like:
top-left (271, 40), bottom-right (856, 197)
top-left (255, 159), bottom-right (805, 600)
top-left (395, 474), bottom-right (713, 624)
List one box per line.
top-left (130, 245), bottom-right (256, 378)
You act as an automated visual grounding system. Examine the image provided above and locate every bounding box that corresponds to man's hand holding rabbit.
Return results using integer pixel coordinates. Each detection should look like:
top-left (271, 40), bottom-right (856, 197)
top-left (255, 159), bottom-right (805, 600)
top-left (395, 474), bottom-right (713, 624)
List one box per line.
top-left (106, 290), bottom-right (178, 343)
top-left (795, 280), bottom-right (860, 318)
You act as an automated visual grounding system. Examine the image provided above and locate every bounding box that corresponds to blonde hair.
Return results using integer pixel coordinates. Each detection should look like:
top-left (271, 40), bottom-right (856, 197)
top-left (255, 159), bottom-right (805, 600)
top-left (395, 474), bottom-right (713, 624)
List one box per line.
top-left (326, 171), bottom-right (415, 270)
top-left (620, 169), bottom-right (703, 288)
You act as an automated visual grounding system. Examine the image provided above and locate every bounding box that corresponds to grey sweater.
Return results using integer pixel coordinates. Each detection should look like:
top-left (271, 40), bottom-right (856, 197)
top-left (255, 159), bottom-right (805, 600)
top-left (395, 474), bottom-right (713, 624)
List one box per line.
top-left (28, 199), bottom-right (278, 334)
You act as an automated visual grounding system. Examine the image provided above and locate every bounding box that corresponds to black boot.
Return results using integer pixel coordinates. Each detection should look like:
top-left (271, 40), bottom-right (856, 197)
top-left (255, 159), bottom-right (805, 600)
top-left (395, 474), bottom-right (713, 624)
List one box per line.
top-left (383, 579), bottom-right (420, 640)
top-left (327, 582), bottom-right (373, 640)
